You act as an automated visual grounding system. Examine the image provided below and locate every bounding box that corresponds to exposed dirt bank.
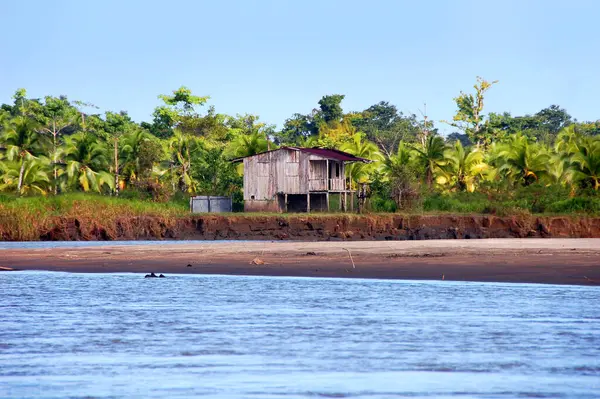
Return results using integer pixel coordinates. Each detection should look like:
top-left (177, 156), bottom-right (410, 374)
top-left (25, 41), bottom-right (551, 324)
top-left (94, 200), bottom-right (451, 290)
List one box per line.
top-left (2, 239), bottom-right (600, 285)
top-left (9, 214), bottom-right (600, 241)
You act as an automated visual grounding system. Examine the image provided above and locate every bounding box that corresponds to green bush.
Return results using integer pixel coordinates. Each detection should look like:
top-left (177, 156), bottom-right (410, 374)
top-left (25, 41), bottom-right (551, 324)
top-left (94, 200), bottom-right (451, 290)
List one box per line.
top-left (547, 197), bottom-right (600, 214)
top-left (119, 189), bottom-right (150, 201)
top-left (418, 185), bottom-right (600, 216)
top-left (511, 183), bottom-right (571, 214)
top-left (370, 196), bottom-right (397, 212)
top-left (423, 192), bottom-right (489, 214)
top-left (0, 193), bottom-right (16, 203)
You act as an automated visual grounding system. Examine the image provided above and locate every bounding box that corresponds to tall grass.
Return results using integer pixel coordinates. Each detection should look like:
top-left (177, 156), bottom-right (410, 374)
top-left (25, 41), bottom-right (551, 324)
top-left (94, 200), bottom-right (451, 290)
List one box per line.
top-left (0, 193), bottom-right (189, 241)
top-left (418, 185), bottom-right (600, 216)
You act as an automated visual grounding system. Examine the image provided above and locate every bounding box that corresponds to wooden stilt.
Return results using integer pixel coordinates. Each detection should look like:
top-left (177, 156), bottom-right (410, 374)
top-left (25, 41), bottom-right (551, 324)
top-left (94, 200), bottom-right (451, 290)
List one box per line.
top-left (284, 193), bottom-right (288, 213)
top-left (343, 191), bottom-right (347, 212)
top-left (307, 193), bottom-right (311, 213)
top-left (326, 160), bottom-right (330, 190)
top-left (326, 192), bottom-right (330, 212)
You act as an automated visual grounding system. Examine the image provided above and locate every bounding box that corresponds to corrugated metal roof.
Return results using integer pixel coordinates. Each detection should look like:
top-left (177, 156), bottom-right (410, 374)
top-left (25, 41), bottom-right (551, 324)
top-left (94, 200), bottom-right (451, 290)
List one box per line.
top-left (292, 147), bottom-right (369, 162)
top-left (231, 147), bottom-right (370, 163)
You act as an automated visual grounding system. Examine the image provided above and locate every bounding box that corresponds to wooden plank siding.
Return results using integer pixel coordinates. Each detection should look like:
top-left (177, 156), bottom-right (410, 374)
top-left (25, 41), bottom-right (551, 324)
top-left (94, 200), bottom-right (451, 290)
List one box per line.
top-left (329, 178), bottom-right (345, 191)
top-left (242, 148), bottom-right (350, 204)
top-left (308, 159), bottom-right (327, 191)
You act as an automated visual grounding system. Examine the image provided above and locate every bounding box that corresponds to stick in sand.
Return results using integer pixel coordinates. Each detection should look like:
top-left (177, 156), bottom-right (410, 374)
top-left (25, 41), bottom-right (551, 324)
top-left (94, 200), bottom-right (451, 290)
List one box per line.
top-left (342, 248), bottom-right (355, 269)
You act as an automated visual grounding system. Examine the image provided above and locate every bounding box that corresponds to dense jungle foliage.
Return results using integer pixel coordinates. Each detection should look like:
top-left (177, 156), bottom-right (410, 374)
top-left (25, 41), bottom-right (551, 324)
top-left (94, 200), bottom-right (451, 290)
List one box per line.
top-left (1, 77), bottom-right (599, 215)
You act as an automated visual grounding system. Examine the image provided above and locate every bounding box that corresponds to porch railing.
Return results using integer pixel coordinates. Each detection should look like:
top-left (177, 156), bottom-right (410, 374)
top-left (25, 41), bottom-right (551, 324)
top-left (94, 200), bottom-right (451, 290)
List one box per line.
top-left (309, 178), bottom-right (346, 191)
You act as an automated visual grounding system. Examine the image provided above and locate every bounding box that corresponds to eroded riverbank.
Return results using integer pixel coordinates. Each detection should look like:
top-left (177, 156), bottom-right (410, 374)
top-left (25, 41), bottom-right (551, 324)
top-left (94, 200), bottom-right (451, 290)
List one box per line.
top-left (5, 214), bottom-right (600, 241)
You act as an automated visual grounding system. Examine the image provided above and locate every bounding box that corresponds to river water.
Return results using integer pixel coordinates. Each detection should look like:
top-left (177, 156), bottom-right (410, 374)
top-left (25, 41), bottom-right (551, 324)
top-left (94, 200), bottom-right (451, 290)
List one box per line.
top-left (1, 272), bottom-right (599, 399)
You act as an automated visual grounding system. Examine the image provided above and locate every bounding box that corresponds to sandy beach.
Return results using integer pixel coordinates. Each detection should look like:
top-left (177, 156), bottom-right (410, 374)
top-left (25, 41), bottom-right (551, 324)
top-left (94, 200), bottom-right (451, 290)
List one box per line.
top-left (1, 238), bottom-right (599, 285)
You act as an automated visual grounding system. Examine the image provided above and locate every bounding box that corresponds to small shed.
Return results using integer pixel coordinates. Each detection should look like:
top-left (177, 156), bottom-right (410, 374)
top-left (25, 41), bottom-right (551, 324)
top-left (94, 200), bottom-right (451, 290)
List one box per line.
top-left (232, 147), bottom-right (369, 213)
top-left (190, 196), bottom-right (232, 213)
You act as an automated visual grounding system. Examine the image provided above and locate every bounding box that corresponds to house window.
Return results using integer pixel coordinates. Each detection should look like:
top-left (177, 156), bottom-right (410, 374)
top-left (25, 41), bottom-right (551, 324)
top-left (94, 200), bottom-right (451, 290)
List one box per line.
top-left (335, 163), bottom-right (340, 178)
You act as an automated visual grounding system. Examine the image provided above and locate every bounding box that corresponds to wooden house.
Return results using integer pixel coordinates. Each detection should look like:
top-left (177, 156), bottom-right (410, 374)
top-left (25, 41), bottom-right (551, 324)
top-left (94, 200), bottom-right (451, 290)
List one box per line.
top-left (232, 147), bottom-right (369, 212)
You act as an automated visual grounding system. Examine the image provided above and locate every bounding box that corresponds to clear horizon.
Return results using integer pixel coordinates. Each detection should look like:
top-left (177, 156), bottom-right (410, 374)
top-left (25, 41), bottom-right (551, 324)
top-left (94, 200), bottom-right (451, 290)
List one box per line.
top-left (2, 0), bottom-right (598, 133)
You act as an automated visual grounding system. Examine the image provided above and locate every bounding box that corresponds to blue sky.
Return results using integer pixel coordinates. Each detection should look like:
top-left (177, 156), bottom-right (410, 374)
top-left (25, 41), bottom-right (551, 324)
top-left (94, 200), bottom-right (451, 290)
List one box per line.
top-left (1, 0), bottom-right (598, 133)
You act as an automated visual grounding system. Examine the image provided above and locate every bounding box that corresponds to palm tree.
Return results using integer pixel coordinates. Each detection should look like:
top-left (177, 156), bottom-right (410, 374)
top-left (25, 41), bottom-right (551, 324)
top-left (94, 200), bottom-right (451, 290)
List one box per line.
top-left (63, 132), bottom-right (114, 192)
top-left (226, 130), bottom-right (269, 159)
top-left (341, 133), bottom-right (382, 190)
top-left (0, 157), bottom-right (51, 195)
top-left (555, 125), bottom-right (581, 156)
top-left (410, 135), bottom-right (447, 187)
top-left (381, 141), bottom-right (418, 209)
top-left (542, 154), bottom-right (572, 188)
top-left (570, 136), bottom-right (600, 190)
top-left (2, 116), bottom-right (48, 195)
top-left (167, 131), bottom-right (202, 193)
top-left (120, 129), bottom-right (154, 184)
top-left (493, 134), bottom-right (550, 186)
top-left (296, 135), bottom-right (319, 148)
top-left (382, 141), bottom-right (412, 177)
top-left (443, 141), bottom-right (488, 192)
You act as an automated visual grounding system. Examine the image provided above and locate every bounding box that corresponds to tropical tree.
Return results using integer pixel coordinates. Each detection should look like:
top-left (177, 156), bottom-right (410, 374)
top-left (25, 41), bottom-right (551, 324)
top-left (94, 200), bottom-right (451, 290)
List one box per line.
top-left (493, 134), bottom-right (550, 186)
top-left (63, 132), bottom-right (114, 192)
top-left (555, 125), bottom-right (582, 156)
top-left (410, 135), bottom-right (447, 187)
top-left (0, 158), bottom-right (51, 195)
top-left (316, 94), bottom-right (345, 125)
top-left (444, 77), bottom-right (499, 146)
top-left (2, 116), bottom-right (48, 195)
top-left (119, 128), bottom-right (157, 184)
top-left (296, 134), bottom-right (319, 148)
top-left (443, 141), bottom-right (488, 192)
top-left (381, 142), bottom-right (418, 209)
top-left (544, 154), bottom-right (572, 187)
top-left (166, 131), bottom-right (202, 193)
top-left (39, 96), bottom-right (78, 194)
top-left (570, 137), bottom-right (600, 190)
top-left (382, 141), bottom-right (412, 175)
top-left (341, 133), bottom-right (382, 190)
top-left (350, 102), bottom-right (421, 156)
top-left (275, 113), bottom-right (314, 145)
top-left (192, 145), bottom-right (242, 196)
top-left (144, 86), bottom-right (210, 138)
top-left (226, 130), bottom-right (269, 160)
top-left (103, 111), bottom-right (140, 195)
top-left (317, 118), bottom-right (357, 149)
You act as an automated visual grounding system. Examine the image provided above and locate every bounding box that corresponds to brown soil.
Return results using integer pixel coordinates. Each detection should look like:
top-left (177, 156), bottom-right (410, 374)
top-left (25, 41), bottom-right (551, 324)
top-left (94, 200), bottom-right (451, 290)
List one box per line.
top-left (3, 239), bottom-right (600, 286)
top-left (19, 214), bottom-right (600, 241)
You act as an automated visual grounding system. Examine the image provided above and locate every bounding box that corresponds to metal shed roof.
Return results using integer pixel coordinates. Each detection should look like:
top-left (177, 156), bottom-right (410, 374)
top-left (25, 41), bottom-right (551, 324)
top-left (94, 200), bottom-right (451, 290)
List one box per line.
top-left (231, 147), bottom-right (370, 163)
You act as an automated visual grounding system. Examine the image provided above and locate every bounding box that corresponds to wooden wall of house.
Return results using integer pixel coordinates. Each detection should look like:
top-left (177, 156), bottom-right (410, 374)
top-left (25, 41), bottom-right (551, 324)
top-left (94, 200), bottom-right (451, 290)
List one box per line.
top-left (305, 155), bottom-right (328, 191)
top-left (243, 148), bottom-right (348, 203)
top-left (283, 149), bottom-right (301, 194)
top-left (329, 161), bottom-right (345, 180)
top-left (299, 151), bottom-right (310, 193)
top-left (243, 148), bottom-right (304, 201)
top-left (329, 161), bottom-right (346, 191)
top-left (243, 199), bottom-right (282, 212)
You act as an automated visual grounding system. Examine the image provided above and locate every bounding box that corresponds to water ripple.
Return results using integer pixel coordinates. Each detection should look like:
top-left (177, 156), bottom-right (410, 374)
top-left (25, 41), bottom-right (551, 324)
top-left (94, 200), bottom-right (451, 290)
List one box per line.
top-left (0, 272), bottom-right (599, 398)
